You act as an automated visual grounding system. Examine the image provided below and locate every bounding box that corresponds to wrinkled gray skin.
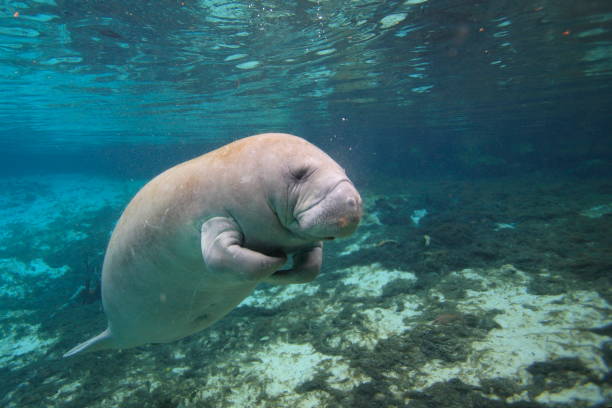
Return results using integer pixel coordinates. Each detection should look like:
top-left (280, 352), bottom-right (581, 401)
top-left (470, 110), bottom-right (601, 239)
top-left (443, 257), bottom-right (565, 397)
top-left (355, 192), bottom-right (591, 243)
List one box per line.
top-left (64, 133), bottom-right (362, 357)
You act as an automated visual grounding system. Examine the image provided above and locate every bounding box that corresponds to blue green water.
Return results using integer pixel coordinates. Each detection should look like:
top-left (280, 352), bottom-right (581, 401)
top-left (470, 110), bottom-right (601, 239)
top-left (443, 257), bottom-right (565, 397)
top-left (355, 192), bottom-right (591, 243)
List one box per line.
top-left (0, 1), bottom-right (611, 407)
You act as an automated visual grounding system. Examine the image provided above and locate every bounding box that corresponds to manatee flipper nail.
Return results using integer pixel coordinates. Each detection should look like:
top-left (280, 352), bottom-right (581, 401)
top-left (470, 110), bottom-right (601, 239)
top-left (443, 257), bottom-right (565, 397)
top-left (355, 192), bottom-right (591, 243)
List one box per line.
top-left (264, 244), bottom-right (322, 285)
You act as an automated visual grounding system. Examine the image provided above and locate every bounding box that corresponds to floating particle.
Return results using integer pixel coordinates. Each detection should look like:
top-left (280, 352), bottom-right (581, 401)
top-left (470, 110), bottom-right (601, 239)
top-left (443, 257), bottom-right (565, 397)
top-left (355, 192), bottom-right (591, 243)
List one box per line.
top-left (21, 13), bottom-right (58, 22)
top-left (0, 26), bottom-right (40, 37)
top-left (40, 56), bottom-right (83, 65)
top-left (316, 48), bottom-right (336, 56)
top-left (224, 53), bottom-right (247, 61)
top-left (577, 28), bottom-right (607, 38)
top-left (410, 209), bottom-right (428, 225)
top-left (380, 13), bottom-right (407, 29)
top-left (411, 85), bottom-right (433, 93)
top-left (236, 60), bottom-right (260, 69)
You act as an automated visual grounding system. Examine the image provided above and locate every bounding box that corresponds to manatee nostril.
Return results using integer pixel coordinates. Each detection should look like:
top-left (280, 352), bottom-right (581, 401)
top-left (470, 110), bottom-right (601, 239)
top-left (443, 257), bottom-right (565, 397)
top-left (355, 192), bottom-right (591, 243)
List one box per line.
top-left (347, 196), bottom-right (363, 214)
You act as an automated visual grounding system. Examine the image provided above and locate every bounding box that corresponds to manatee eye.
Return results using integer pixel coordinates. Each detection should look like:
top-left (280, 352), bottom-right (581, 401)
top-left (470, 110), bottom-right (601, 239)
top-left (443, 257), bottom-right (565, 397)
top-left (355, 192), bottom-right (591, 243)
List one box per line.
top-left (291, 166), bottom-right (310, 181)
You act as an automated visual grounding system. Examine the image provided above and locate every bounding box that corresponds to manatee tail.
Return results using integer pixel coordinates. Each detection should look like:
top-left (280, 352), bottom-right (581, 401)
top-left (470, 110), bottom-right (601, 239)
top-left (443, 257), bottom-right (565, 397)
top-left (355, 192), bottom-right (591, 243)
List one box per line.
top-left (63, 328), bottom-right (115, 358)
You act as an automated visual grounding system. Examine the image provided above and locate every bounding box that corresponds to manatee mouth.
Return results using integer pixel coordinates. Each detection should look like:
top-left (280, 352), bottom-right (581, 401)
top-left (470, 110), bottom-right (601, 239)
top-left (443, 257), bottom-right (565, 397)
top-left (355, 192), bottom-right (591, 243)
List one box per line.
top-left (294, 179), bottom-right (352, 221)
top-left (293, 179), bottom-right (361, 240)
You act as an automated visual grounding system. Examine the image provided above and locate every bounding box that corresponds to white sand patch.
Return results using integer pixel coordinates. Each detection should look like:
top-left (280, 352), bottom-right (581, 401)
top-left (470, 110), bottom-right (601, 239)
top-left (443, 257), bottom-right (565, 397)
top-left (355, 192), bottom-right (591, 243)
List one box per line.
top-left (535, 383), bottom-right (608, 405)
top-left (3, 331), bottom-right (53, 358)
top-left (324, 264), bottom-right (422, 348)
top-left (53, 380), bottom-right (82, 400)
top-left (0, 173), bottom-right (140, 276)
top-left (0, 316), bottom-right (56, 368)
top-left (199, 372), bottom-right (259, 407)
top-left (0, 258), bottom-right (70, 297)
top-left (409, 266), bottom-right (610, 406)
top-left (199, 342), bottom-right (366, 407)
top-left (340, 263), bottom-right (417, 297)
top-left (0, 257), bottom-right (70, 278)
top-left (64, 229), bottom-right (88, 241)
top-left (580, 203), bottom-right (612, 218)
top-left (257, 343), bottom-right (328, 397)
top-left (240, 282), bottom-right (320, 309)
top-left (362, 299), bottom-right (421, 335)
top-left (171, 367), bottom-right (190, 375)
top-left (104, 376), bottom-right (165, 407)
top-left (0, 174), bottom-right (138, 233)
top-left (340, 297), bottom-right (422, 349)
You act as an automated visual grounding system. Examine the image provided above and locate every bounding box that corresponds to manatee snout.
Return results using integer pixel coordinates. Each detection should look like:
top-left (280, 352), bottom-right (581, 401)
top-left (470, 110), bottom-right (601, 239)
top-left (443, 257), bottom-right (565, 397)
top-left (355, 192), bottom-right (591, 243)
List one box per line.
top-left (328, 182), bottom-right (362, 237)
top-left (299, 181), bottom-right (362, 239)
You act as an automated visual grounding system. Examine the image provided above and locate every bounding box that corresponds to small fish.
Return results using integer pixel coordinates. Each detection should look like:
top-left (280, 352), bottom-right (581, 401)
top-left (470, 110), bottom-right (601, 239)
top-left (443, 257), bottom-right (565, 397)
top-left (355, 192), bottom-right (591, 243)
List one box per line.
top-left (98, 29), bottom-right (123, 39)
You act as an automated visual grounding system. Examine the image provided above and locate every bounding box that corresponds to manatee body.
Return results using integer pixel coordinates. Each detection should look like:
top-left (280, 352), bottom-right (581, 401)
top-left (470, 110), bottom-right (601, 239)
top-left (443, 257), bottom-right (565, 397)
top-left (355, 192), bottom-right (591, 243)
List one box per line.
top-left (64, 133), bottom-right (362, 357)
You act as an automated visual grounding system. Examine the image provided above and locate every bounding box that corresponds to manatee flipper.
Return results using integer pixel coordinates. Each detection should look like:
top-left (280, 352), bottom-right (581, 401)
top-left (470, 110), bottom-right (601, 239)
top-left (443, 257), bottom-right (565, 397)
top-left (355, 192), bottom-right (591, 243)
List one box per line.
top-left (201, 217), bottom-right (287, 281)
top-left (63, 328), bottom-right (115, 358)
top-left (264, 244), bottom-right (322, 284)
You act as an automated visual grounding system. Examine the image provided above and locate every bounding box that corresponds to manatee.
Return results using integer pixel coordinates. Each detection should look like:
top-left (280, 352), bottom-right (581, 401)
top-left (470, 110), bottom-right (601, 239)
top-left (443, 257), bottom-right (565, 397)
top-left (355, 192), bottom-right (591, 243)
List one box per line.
top-left (64, 133), bottom-right (362, 357)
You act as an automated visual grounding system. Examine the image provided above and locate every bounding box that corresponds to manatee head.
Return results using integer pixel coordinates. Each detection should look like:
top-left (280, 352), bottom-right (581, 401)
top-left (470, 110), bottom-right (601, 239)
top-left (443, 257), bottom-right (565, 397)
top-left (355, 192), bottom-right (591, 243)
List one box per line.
top-left (285, 157), bottom-right (362, 241)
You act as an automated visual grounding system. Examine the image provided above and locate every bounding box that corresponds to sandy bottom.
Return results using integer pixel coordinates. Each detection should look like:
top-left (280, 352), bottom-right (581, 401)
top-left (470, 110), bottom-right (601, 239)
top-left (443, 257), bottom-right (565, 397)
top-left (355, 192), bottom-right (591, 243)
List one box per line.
top-left (0, 173), bottom-right (610, 408)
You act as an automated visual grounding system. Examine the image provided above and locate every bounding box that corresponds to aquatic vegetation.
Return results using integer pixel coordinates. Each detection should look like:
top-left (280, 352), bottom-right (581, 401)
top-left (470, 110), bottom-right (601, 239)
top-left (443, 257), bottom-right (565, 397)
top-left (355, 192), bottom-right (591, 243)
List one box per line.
top-left (372, 239), bottom-right (400, 248)
top-left (432, 312), bottom-right (464, 325)
top-left (0, 173), bottom-right (610, 407)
